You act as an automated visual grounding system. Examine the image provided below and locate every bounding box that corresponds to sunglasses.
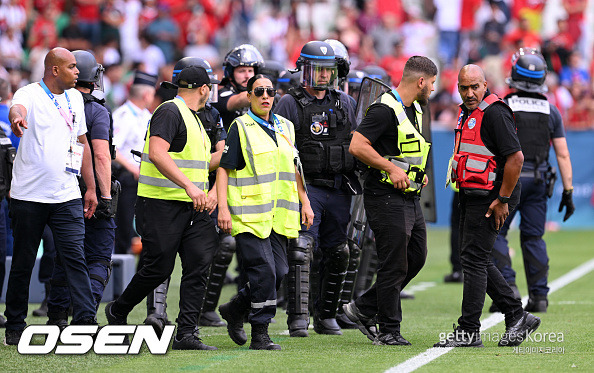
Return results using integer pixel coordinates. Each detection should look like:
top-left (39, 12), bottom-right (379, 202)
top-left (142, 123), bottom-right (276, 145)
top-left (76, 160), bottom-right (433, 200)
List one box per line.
top-left (251, 87), bottom-right (277, 97)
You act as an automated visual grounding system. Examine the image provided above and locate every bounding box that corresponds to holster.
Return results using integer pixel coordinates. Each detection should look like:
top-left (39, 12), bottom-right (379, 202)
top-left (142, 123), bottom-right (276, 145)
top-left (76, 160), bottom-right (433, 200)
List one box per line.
top-left (544, 166), bottom-right (557, 199)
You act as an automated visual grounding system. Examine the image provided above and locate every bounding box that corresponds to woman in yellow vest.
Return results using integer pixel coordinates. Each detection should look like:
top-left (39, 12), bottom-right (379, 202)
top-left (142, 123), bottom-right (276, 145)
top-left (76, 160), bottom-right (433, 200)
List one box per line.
top-left (216, 74), bottom-right (314, 350)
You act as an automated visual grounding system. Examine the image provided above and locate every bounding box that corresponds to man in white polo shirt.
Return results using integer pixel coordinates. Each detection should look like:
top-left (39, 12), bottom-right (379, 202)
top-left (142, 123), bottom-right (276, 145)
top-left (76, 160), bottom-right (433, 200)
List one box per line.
top-left (4, 47), bottom-right (98, 345)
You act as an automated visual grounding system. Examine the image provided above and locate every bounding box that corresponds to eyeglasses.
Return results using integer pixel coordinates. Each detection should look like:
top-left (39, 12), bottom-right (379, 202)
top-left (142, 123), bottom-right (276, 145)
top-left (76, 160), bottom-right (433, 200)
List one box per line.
top-left (251, 87), bottom-right (277, 97)
top-left (204, 83), bottom-right (212, 90)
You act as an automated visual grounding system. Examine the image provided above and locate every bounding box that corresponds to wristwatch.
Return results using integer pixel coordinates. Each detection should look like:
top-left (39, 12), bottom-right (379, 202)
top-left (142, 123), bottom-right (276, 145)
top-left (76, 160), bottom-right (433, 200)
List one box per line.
top-left (497, 195), bottom-right (510, 204)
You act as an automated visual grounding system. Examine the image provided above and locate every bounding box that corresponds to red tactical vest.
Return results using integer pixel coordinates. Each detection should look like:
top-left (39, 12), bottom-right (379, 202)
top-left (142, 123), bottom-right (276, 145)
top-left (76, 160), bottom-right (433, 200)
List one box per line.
top-left (451, 94), bottom-right (501, 190)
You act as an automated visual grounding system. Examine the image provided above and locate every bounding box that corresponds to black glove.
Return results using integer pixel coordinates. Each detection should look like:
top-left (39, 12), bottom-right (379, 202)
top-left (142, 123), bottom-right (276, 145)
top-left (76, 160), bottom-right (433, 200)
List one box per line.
top-left (94, 197), bottom-right (115, 219)
top-left (559, 189), bottom-right (575, 222)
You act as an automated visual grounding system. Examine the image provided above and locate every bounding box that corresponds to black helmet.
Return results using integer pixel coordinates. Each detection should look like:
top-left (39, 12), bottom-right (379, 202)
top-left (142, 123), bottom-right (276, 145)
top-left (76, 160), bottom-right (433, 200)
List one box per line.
top-left (277, 70), bottom-right (300, 95)
top-left (506, 48), bottom-right (548, 93)
top-left (72, 50), bottom-right (104, 92)
top-left (223, 44), bottom-right (264, 79)
top-left (346, 69), bottom-right (367, 99)
top-left (162, 56), bottom-right (219, 102)
top-left (362, 65), bottom-right (391, 87)
top-left (260, 60), bottom-right (286, 88)
top-left (324, 39), bottom-right (350, 79)
top-left (296, 40), bottom-right (338, 90)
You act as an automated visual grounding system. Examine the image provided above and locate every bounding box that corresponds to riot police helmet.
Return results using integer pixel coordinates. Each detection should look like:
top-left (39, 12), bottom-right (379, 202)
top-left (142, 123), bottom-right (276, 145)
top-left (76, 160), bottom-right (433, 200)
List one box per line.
top-left (362, 65), bottom-right (391, 87)
top-left (222, 44), bottom-right (264, 89)
top-left (260, 60), bottom-right (286, 88)
top-left (324, 39), bottom-right (350, 79)
top-left (506, 48), bottom-right (548, 93)
top-left (346, 69), bottom-right (367, 100)
top-left (161, 56), bottom-right (219, 102)
top-left (72, 50), bottom-right (105, 92)
top-left (277, 70), bottom-right (301, 96)
top-left (295, 40), bottom-right (338, 91)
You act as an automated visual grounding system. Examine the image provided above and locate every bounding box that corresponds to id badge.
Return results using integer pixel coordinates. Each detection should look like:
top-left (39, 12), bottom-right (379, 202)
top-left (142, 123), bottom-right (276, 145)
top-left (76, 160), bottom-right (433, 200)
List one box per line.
top-left (65, 141), bottom-right (84, 176)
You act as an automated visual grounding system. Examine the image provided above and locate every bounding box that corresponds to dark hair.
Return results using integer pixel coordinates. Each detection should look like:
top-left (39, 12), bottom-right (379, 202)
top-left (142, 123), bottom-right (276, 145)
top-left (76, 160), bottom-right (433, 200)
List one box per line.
top-left (402, 56), bottom-right (438, 81)
top-left (246, 74), bottom-right (272, 92)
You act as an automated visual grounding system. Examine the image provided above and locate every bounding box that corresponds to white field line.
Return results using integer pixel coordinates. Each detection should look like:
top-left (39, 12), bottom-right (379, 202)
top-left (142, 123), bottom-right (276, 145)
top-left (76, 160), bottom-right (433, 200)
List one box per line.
top-left (386, 258), bottom-right (594, 373)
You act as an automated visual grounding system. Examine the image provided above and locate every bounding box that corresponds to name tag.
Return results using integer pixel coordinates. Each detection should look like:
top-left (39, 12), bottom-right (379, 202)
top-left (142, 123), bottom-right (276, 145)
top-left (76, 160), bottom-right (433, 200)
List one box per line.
top-left (65, 141), bottom-right (84, 176)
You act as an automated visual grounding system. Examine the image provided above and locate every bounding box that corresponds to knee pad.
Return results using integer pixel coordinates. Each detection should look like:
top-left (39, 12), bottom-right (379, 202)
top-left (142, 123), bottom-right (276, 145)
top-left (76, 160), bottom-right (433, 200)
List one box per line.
top-left (325, 242), bottom-right (350, 273)
top-left (288, 234), bottom-right (314, 265)
top-left (87, 259), bottom-right (113, 287)
top-left (216, 233), bottom-right (237, 264)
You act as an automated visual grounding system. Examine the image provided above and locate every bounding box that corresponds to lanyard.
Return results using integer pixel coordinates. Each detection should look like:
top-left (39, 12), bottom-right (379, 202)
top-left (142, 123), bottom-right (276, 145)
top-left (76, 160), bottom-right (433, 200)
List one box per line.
top-left (40, 79), bottom-right (74, 130)
top-left (176, 95), bottom-right (207, 148)
top-left (247, 109), bottom-right (296, 149)
top-left (391, 89), bottom-right (419, 131)
top-left (126, 101), bottom-right (140, 117)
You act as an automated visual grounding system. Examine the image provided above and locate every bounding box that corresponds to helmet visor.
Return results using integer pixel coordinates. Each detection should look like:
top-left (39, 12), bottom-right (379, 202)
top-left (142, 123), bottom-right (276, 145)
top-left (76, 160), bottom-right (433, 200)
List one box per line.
top-left (208, 74), bottom-right (218, 103)
top-left (301, 61), bottom-right (338, 90)
top-left (93, 64), bottom-right (105, 92)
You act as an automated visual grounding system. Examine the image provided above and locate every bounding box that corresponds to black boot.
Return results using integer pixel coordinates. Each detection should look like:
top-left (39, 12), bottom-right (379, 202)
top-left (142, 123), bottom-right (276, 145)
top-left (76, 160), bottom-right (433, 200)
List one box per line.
top-left (249, 324), bottom-right (281, 350)
top-left (47, 309), bottom-right (69, 331)
top-left (219, 295), bottom-right (248, 345)
top-left (33, 283), bottom-right (51, 317)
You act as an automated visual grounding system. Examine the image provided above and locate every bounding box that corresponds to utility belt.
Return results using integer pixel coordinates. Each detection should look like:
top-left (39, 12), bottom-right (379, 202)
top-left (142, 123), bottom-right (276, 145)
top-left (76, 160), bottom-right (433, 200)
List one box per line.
top-left (519, 163), bottom-right (557, 199)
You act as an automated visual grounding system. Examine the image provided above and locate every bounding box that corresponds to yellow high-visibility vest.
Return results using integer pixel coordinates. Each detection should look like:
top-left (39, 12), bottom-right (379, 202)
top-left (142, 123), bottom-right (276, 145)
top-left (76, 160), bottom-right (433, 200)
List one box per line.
top-left (137, 97), bottom-right (211, 201)
top-left (227, 113), bottom-right (300, 239)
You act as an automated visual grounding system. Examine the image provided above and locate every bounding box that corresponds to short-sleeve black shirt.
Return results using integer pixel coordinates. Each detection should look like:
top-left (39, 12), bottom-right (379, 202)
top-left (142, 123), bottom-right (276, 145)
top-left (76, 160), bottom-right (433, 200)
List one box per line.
top-left (355, 99), bottom-right (420, 196)
top-left (219, 116), bottom-right (278, 171)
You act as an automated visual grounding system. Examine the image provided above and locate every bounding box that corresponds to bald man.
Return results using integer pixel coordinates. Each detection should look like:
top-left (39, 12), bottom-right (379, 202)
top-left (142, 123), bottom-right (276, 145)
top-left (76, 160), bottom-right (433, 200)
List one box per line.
top-left (4, 47), bottom-right (98, 345)
top-left (435, 65), bottom-right (540, 348)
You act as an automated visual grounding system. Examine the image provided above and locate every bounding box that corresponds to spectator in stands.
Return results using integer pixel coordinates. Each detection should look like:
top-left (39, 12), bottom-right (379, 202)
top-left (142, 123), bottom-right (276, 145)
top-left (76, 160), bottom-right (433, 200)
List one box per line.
top-left (559, 51), bottom-right (590, 88)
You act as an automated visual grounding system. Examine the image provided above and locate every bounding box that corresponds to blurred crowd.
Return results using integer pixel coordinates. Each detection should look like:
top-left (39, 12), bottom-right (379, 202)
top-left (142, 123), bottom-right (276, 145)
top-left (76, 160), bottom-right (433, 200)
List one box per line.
top-left (0, 0), bottom-right (593, 130)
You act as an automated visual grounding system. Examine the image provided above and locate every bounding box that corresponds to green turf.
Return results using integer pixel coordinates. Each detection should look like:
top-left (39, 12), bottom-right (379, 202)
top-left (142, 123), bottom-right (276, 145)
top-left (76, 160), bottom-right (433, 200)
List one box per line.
top-left (1, 229), bottom-right (593, 372)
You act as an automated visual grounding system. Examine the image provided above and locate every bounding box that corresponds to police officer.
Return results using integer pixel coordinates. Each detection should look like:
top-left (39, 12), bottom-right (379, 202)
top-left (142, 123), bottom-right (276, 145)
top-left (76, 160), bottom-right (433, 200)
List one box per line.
top-left (142, 57), bottom-right (229, 334)
top-left (490, 48), bottom-right (574, 313)
top-left (346, 69), bottom-right (367, 102)
top-left (105, 66), bottom-right (220, 350)
top-left (435, 64), bottom-right (539, 348)
top-left (112, 72), bottom-right (156, 254)
top-left (213, 44), bottom-right (265, 130)
top-left (346, 56), bottom-right (435, 345)
top-left (274, 40), bottom-right (360, 337)
top-left (362, 65), bottom-right (392, 87)
top-left (46, 50), bottom-right (118, 327)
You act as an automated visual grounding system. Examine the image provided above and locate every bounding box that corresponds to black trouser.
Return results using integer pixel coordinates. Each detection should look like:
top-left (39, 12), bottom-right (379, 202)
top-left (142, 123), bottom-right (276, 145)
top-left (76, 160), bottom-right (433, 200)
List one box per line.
top-left (235, 230), bottom-right (288, 325)
top-left (450, 191), bottom-right (462, 273)
top-left (457, 191), bottom-right (524, 331)
top-left (114, 170), bottom-right (137, 254)
top-left (112, 197), bottom-right (217, 335)
top-left (355, 193), bottom-right (427, 334)
top-left (6, 199), bottom-right (95, 330)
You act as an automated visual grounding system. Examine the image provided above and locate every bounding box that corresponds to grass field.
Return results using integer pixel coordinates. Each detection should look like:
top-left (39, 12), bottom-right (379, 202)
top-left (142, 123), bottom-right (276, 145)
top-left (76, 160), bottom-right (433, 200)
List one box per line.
top-left (1, 229), bottom-right (593, 372)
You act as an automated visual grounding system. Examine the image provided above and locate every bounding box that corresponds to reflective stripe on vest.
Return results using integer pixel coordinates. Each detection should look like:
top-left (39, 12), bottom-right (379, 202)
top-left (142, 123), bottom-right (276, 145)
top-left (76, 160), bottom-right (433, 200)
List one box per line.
top-left (374, 92), bottom-right (431, 193)
top-left (137, 98), bottom-right (211, 201)
top-left (227, 113), bottom-right (301, 239)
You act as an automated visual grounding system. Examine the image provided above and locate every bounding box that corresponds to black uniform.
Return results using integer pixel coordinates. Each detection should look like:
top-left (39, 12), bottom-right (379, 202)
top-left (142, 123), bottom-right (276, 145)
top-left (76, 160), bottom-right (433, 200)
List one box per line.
top-left (274, 86), bottom-right (360, 335)
top-left (353, 99), bottom-right (427, 335)
top-left (455, 95), bottom-right (525, 333)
